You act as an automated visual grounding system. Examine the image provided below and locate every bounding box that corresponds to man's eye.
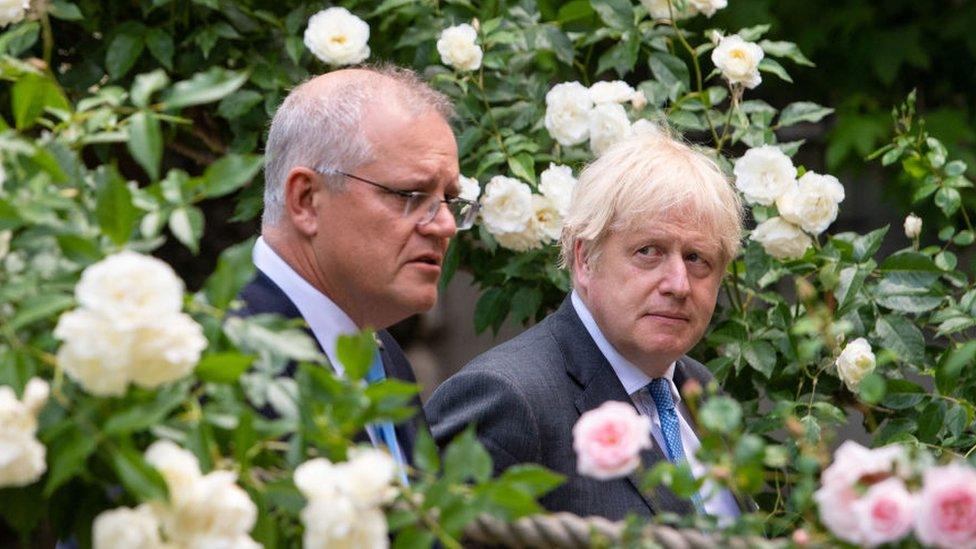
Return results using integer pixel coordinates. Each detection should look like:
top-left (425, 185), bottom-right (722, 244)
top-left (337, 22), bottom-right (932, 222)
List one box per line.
top-left (636, 246), bottom-right (657, 256)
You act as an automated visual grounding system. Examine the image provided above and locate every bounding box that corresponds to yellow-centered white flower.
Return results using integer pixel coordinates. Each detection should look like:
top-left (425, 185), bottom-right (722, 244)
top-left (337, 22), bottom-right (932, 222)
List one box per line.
top-left (734, 145), bottom-right (798, 206)
top-left (303, 7), bottom-right (370, 66)
top-left (480, 176), bottom-right (533, 235)
top-left (835, 337), bottom-right (875, 392)
top-left (0, 378), bottom-right (48, 488)
top-left (712, 34), bottom-right (764, 89)
top-left (544, 82), bottom-right (593, 146)
top-left (751, 216), bottom-right (812, 260)
top-left (437, 23), bottom-right (483, 71)
top-left (776, 171), bottom-right (846, 235)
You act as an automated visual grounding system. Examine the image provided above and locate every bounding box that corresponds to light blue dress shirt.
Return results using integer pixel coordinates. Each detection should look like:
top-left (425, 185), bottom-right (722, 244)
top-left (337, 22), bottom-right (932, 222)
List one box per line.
top-left (570, 290), bottom-right (740, 518)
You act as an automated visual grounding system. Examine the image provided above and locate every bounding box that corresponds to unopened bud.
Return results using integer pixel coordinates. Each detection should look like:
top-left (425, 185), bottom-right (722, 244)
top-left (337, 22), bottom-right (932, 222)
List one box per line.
top-left (792, 528), bottom-right (810, 546)
top-left (630, 90), bottom-right (647, 110)
top-left (681, 378), bottom-right (703, 402)
top-left (903, 213), bottom-right (922, 240)
top-left (471, 18), bottom-right (480, 32)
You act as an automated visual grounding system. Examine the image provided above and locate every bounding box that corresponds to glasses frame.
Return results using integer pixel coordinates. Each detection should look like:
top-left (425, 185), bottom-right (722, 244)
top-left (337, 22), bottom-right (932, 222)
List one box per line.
top-left (313, 166), bottom-right (479, 230)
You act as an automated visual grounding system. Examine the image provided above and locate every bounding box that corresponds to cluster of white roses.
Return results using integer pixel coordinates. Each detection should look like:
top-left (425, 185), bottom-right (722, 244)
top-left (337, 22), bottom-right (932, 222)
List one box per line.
top-left (734, 145), bottom-right (846, 260)
top-left (815, 441), bottom-right (976, 549)
top-left (437, 23), bottom-right (483, 71)
top-left (294, 448), bottom-right (397, 548)
top-left (0, 378), bottom-right (48, 488)
top-left (711, 34), bottom-right (765, 89)
top-left (640, 0), bottom-right (727, 20)
top-left (94, 440), bottom-right (259, 549)
top-left (0, 0), bottom-right (28, 27)
top-left (544, 80), bottom-right (652, 154)
top-left (477, 164), bottom-right (576, 252)
top-left (303, 7), bottom-right (370, 66)
top-left (54, 251), bottom-right (207, 396)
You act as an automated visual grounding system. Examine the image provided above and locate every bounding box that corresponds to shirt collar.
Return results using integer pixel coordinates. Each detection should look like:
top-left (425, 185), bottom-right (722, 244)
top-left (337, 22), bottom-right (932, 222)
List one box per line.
top-left (252, 236), bottom-right (358, 374)
top-left (570, 290), bottom-right (681, 403)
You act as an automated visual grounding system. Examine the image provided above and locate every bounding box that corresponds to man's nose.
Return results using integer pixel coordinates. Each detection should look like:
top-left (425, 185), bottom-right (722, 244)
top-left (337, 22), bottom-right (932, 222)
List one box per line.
top-left (658, 254), bottom-right (691, 298)
top-left (417, 202), bottom-right (458, 238)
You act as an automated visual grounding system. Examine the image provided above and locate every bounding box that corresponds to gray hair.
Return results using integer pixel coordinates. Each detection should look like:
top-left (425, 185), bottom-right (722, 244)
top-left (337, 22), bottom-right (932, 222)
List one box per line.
top-left (262, 65), bottom-right (454, 227)
top-left (559, 130), bottom-right (744, 274)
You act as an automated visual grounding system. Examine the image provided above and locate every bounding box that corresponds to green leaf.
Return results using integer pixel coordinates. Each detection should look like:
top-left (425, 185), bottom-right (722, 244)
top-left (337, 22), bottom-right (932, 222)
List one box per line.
top-left (742, 340), bottom-right (776, 378)
top-left (335, 331), bottom-right (377, 380)
top-left (916, 400), bottom-right (946, 442)
top-left (161, 68), bottom-right (249, 110)
top-left (881, 379), bottom-right (925, 410)
top-left (9, 293), bottom-right (74, 331)
top-left (127, 111), bottom-right (163, 180)
top-left (56, 234), bottom-right (103, 264)
top-left (474, 287), bottom-right (508, 335)
top-left (131, 69), bottom-right (170, 108)
top-left (879, 251), bottom-right (940, 273)
top-left (103, 384), bottom-right (189, 435)
top-left (509, 287), bottom-right (542, 324)
top-left (937, 340), bottom-right (976, 395)
top-left (778, 102), bottom-right (834, 128)
top-left (106, 26), bottom-right (146, 79)
top-left (648, 52), bottom-right (689, 100)
top-left (875, 315), bottom-right (925, 364)
top-left (935, 187), bottom-right (961, 217)
top-left (737, 24), bottom-right (771, 42)
top-left (393, 527), bottom-right (437, 549)
top-left (42, 427), bottom-right (97, 496)
top-left (758, 40), bottom-right (814, 66)
top-left (168, 206), bottom-right (205, 253)
top-left (590, 0), bottom-right (632, 29)
top-left (758, 58), bottom-right (792, 83)
top-left (217, 90), bottom-right (263, 119)
top-left (108, 445), bottom-right (168, 502)
top-left (0, 21), bottom-right (39, 56)
top-left (203, 237), bottom-right (256, 309)
top-left (852, 226), bottom-right (888, 261)
top-left (49, 1), bottom-right (84, 21)
top-left (496, 464), bottom-right (564, 497)
top-left (443, 426), bottom-right (492, 483)
top-left (699, 396), bottom-right (743, 434)
top-left (145, 28), bottom-right (174, 70)
top-left (12, 72), bottom-right (69, 130)
top-left (596, 33), bottom-right (639, 77)
top-left (505, 153), bottom-right (535, 186)
top-left (946, 404), bottom-right (970, 438)
top-left (413, 428), bottom-right (441, 475)
top-left (95, 167), bottom-right (137, 245)
top-left (195, 352), bottom-right (255, 384)
top-left (857, 372), bottom-right (886, 404)
top-left (196, 153), bottom-right (264, 199)
top-left (835, 266), bottom-right (867, 314)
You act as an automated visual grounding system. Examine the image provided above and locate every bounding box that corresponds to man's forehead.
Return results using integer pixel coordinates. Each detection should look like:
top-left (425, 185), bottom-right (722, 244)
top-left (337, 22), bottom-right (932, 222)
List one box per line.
top-left (620, 212), bottom-right (722, 252)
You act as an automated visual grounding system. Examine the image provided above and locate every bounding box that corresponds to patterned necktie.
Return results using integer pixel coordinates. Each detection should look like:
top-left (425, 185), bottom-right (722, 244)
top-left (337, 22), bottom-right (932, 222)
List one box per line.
top-left (647, 377), bottom-right (705, 514)
top-left (365, 350), bottom-right (409, 485)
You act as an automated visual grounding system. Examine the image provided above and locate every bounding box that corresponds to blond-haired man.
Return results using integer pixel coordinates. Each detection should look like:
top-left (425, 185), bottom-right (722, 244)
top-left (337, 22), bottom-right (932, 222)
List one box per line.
top-left (426, 132), bottom-right (745, 519)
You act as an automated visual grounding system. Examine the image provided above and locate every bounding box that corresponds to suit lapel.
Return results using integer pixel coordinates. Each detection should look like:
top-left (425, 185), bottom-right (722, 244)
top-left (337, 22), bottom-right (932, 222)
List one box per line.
top-left (550, 297), bottom-right (693, 516)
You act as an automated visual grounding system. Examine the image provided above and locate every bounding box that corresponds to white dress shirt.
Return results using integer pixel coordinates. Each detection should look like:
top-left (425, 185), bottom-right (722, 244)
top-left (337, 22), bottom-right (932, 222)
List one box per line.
top-left (571, 291), bottom-right (740, 518)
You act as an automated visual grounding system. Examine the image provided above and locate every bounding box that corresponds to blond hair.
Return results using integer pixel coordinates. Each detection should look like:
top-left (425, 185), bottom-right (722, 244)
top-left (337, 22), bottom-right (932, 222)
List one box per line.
top-left (559, 131), bottom-right (744, 274)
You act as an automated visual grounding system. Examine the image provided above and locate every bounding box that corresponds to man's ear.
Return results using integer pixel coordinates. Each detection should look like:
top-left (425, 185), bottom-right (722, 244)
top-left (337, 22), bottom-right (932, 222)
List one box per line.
top-left (573, 239), bottom-right (591, 293)
top-left (283, 167), bottom-right (321, 237)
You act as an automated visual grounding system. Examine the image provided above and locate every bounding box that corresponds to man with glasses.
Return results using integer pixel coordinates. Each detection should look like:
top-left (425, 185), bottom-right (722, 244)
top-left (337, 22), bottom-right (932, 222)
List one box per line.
top-left (236, 66), bottom-right (476, 471)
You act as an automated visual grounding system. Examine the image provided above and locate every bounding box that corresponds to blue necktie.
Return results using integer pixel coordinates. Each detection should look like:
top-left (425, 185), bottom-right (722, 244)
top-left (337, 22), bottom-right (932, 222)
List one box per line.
top-left (365, 350), bottom-right (409, 485)
top-left (647, 378), bottom-right (705, 514)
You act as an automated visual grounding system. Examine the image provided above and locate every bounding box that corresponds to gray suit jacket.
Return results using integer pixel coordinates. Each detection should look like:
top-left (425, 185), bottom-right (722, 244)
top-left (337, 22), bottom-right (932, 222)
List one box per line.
top-left (425, 296), bottom-right (717, 521)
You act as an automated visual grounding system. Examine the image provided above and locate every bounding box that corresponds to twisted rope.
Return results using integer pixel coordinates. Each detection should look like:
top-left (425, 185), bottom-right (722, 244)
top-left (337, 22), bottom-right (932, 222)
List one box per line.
top-left (463, 513), bottom-right (785, 549)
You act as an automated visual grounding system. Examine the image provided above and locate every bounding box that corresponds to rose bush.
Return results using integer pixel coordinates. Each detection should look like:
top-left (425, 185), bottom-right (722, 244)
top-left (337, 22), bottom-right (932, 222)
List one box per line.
top-left (0, 0), bottom-right (974, 547)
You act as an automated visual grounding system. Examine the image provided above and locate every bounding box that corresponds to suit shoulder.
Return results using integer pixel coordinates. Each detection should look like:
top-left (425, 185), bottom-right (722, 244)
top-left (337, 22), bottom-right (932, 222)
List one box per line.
top-left (678, 355), bottom-right (715, 385)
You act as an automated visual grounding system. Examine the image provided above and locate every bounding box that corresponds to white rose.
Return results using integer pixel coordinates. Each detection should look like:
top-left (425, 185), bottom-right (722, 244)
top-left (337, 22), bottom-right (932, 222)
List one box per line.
top-left (480, 176), bottom-right (533, 235)
top-left (93, 504), bottom-right (166, 549)
top-left (904, 213), bottom-right (922, 239)
top-left (688, 0), bottom-right (727, 17)
top-left (494, 226), bottom-right (543, 252)
top-left (0, 378), bottom-right (48, 488)
top-left (75, 251), bottom-right (184, 330)
top-left (294, 457), bottom-right (342, 501)
top-left (711, 34), bottom-right (764, 89)
top-left (184, 535), bottom-right (261, 549)
top-left (544, 82), bottom-right (593, 146)
top-left (529, 195), bottom-right (563, 242)
top-left (0, 0), bottom-right (28, 27)
top-left (339, 448), bottom-right (398, 507)
top-left (640, 0), bottom-right (696, 19)
top-left (733, 145), bottom-right (798, 206)
top-left (303, 7), bottom-right (370, 66)
top-left (129, 313), bottom-right (207, 389)
top-left (538, 163), bottom-right (576, 217)
top-left (459, 174), bottom-right (480, 202)
top-left (776, 171), bottom-right (845, 235)
top-left (162, 471), bottom-right (258, 544)
top-left (630, 89), bottom-right (648, 110)
top-left (437, 23), bottom-right (482, 71)
top-left (751, 217), bottom-right (812, 260)
top-left (301, 497), bottom-right (388, 549)
top-left (588, 80), bottom-right (636, 104)
top-left (835, 337), bottom-right (875, 392)
top-left (144, 440), bottom-right (202, 502)
top-left (55, 309), bottom-right (134, 396)
top-left (589, 103), bottom-right (632, 155)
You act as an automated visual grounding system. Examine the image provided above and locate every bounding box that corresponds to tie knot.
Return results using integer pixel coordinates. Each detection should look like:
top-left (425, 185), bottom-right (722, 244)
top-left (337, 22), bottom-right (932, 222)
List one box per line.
top-left (647, 378), bottom-right (675, 411)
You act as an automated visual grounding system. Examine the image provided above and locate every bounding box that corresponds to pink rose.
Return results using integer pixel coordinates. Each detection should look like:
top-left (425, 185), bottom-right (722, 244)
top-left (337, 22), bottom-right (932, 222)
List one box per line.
top-left (814, 482), bottom-right (863, 545)
top-left (572, 401), bottom-right (651, 480)
top-left (915, 463), bottom-right (976, 549)
top-left (852, 477), bottom-right (915, 547)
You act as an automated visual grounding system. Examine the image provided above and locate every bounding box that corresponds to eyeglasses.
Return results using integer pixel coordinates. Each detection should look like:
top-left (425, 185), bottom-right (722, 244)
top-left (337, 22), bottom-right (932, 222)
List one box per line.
top-left (314, 167), bottom-right (479, 230)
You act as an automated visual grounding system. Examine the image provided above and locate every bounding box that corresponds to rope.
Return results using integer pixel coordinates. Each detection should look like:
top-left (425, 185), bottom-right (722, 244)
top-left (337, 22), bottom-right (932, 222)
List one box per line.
top-left (463, 513), bottom-right (786, 548)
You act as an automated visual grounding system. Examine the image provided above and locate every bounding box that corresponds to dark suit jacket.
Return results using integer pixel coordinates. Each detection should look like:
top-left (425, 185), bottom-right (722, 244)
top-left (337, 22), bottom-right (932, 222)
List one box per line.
top-left (425, 296), bottom-right (717, 520)
top-left (235, 269), bottom-right (424, 464)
